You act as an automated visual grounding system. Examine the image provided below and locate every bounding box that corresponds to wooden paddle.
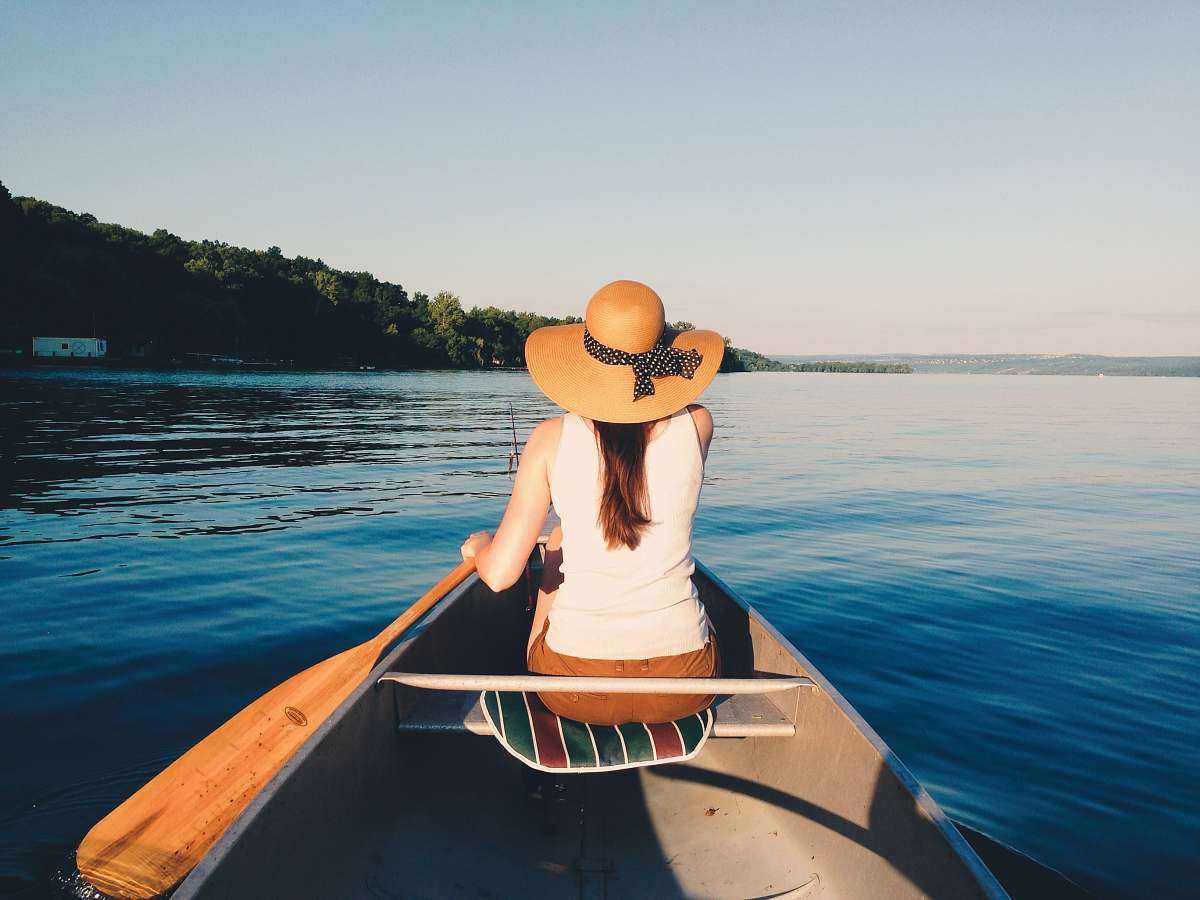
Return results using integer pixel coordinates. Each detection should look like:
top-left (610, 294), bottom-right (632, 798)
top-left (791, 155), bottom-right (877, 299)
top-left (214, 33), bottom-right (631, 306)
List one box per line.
top-left (76, 557), bottom-right (477, 899)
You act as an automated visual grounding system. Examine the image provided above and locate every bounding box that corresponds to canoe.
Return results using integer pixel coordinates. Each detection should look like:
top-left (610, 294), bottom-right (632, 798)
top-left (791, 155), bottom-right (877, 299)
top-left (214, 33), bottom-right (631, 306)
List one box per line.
top-left (170, 541), bottom-right (1010, 899)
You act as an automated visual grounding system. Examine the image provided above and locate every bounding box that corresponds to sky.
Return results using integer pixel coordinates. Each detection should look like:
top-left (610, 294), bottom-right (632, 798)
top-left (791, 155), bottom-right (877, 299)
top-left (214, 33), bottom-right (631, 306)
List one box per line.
top-left (2, 2), bottom-right (1197, 356)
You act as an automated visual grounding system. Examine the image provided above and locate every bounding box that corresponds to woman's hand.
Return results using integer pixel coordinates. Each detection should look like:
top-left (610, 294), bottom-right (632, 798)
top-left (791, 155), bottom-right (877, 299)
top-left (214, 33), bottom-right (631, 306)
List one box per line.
top-left (460, 530), bottom-right (494, 561)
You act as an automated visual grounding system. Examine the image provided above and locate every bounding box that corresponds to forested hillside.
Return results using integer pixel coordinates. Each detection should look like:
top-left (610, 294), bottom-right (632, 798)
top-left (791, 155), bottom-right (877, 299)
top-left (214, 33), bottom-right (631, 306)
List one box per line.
top-left (0, 182), bottom-right (591, 368)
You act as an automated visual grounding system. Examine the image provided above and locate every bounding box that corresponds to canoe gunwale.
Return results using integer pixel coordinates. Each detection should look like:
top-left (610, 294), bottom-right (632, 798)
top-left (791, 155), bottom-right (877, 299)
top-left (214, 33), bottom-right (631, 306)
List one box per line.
top-left (694, 559), bottom-right (1010, 900)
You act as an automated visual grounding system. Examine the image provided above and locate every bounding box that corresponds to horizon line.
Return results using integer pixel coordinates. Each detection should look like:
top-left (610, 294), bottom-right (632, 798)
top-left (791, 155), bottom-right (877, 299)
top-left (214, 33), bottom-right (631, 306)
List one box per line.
top-left (768, 352), bottom-right (1200, 360)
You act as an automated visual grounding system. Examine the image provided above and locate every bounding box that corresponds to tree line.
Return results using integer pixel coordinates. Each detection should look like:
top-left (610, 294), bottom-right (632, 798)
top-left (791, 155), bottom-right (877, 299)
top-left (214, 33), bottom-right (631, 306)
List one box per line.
top-left (722, 346), bottom-right (911, 374)
top-left (0, 183), bottom-right (906, 374)
top-left (0, 183), bottom-right (585, 368)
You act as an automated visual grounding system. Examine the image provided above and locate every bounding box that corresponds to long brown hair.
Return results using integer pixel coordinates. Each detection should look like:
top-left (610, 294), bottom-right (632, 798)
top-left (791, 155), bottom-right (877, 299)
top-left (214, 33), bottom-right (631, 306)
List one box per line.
top-left (594, 420), bottom-right (651, 550)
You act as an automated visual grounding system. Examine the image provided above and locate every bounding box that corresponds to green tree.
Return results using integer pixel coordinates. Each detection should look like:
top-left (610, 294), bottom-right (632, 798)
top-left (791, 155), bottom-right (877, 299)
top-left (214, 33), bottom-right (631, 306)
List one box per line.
top-left (312, 269), bottom-right (343, 305)
top-left (429, 291), bottom-right (465, 336)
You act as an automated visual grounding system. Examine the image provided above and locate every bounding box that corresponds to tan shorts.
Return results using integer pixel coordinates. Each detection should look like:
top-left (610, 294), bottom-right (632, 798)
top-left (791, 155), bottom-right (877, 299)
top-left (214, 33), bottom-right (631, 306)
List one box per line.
top-left (526, 620), bottom-right (721, 726)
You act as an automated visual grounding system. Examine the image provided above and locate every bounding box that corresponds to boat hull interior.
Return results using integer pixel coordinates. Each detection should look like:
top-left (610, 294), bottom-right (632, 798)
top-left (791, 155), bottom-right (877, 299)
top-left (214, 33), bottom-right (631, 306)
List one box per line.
top-left (174, 554), bottom-right (1005, 900)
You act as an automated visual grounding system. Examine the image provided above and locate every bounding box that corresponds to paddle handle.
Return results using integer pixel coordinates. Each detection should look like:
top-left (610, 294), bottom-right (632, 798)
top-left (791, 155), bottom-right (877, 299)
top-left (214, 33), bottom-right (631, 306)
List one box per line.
top-left (372, 558), bottom-right (476, 652)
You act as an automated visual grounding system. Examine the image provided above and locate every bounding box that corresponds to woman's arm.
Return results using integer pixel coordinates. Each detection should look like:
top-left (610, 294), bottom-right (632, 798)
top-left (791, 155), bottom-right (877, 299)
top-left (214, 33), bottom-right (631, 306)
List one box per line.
top-left (461, 417), bottom-right (560, 592)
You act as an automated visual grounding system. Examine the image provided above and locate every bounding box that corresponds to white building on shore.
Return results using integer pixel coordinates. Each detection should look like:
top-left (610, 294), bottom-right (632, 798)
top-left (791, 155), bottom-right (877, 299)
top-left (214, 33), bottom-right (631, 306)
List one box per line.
top-left (32, 336), bottom-right (108, 358)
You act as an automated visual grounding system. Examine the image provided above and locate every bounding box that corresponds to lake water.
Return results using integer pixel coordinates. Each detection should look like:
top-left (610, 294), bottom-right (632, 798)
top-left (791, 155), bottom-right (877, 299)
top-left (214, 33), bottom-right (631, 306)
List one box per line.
top-left (1, 368), bottom-right (1197, 899)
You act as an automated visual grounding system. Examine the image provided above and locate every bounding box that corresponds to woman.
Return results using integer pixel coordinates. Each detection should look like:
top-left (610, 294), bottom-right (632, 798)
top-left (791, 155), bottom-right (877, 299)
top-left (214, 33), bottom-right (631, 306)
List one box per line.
top-left (459, 279), bottom-right (725, 725)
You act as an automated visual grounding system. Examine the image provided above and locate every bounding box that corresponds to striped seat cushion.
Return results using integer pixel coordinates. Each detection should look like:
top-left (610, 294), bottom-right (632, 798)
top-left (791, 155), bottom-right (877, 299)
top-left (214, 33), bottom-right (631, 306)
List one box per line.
top-left (479, 690), bottom-right (712, 773)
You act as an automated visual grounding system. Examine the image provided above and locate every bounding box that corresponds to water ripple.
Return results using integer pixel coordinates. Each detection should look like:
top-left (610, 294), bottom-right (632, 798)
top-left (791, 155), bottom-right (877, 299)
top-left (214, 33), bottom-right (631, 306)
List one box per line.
top-left (1, 367), bottom-right (1198, 898)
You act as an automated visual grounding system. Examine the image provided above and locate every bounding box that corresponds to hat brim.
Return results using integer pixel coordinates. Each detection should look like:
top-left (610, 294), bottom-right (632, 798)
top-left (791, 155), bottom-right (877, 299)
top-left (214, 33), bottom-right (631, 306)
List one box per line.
top-left (525, 325), bottom-right (725, 423)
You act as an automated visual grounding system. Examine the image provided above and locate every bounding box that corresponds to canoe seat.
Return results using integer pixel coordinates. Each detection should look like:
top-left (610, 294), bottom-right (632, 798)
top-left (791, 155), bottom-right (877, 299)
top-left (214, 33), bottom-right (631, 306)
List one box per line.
top-left (392, 688), bottom-right (798, 739)
top-left (478, 690), bottom-right (715, 772)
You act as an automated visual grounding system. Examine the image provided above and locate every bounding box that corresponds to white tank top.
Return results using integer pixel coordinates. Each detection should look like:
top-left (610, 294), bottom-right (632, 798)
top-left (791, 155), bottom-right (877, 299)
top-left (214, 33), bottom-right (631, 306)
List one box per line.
top-left (545, 408), bottom-right (710, 659)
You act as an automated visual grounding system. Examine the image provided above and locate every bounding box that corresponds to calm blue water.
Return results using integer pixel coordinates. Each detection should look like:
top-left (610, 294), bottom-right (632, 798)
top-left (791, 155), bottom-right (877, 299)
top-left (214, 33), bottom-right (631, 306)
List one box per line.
top-left (1, 368), bottom-right (1197, 898)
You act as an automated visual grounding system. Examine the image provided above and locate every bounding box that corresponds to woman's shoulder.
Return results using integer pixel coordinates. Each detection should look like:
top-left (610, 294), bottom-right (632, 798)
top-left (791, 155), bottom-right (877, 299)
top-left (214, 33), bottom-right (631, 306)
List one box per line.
top-left (519, 416), bottom-right (566, 483)
top-left (685, 404), bottom-right (713, 434)
top-left (685, 404), bottom-right (714, 456)
top-left (526, 415), bottom-right (565, 452)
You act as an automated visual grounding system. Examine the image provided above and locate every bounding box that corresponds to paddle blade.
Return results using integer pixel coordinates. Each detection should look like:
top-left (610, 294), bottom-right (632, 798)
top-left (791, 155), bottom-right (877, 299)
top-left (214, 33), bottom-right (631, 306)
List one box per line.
top-left (76, 557), bottom-right (475, 899)
top-left (75, 643), bottom-right (370, 898)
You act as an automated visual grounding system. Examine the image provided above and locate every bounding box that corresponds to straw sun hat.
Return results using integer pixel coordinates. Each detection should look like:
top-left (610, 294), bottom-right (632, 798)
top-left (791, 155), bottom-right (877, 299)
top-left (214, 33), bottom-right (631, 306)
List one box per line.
top-left (525, 280), bottom-right (724, 424)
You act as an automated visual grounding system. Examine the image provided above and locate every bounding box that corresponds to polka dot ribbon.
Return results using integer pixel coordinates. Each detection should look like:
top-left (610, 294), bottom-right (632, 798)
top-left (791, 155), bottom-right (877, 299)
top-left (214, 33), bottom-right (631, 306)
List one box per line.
top-left (583, 328), bottom-right (703, 401)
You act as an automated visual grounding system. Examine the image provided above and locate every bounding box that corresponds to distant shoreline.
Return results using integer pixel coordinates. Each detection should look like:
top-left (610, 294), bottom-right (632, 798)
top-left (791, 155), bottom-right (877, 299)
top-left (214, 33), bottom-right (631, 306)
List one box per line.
top-left (772, 354), bottom-right (1200, 378)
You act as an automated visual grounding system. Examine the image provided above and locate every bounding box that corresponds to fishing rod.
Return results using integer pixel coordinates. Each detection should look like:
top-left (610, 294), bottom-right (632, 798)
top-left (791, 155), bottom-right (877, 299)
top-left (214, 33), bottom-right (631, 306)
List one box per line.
top-left (503, 402), bottom-right (538, 614)
top-left (506, 401), bottom-right (519, 478)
